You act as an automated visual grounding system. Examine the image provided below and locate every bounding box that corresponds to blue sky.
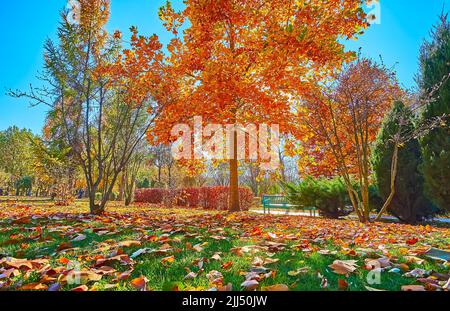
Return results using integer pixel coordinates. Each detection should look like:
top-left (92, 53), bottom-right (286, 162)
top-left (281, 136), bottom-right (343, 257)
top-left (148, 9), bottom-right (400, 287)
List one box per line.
top-left (0, 0), bottom-right (448, 134)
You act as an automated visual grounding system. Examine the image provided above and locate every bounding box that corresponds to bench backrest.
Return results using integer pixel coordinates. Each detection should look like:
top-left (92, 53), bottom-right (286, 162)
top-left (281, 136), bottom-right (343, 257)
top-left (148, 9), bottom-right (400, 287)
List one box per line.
top-left (262, 195), bottom-right (289, 205)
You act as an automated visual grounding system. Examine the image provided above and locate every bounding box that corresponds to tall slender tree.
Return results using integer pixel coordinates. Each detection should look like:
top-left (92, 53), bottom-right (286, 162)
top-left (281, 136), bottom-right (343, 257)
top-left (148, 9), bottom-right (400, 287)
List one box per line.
top-left (9, 0), bottom-right (166, 214)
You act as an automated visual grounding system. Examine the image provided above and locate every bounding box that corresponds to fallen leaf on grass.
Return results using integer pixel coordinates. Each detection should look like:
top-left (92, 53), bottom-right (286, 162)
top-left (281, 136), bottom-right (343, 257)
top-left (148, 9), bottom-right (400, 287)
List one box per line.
top-left (401, 285), bottom-right (426, 291)
top-left (183, 272), bottom-right (198, 280)
top-left (262, 284), bottom-right (289, 291)
top-left (318, 273), bottom-right (328, 288)
top-left (211, 253), bottom-right (222, 261)
top-left (118, 240), bottom-right (141, 248)
top-left (57, 242), bottom-right (73, 252)
top-left (71, 285), bottom-right (89, 291)
top-left (161, 255), bottom-right (175, 265)
top-left (329, 260), bottom-right (358, 275)
top-left (61, 270), bottom-right (102, 284)
top-left (71, 234), bottom-right (86, 242)
top-left (406, 237), bottom-right (419, 246)
top-left (365, 286), bottom-right (386, 291)
top-left (130, 276), bottom-right (148, 291)
top-left (193, 242), bottom-right (208, 252)
top-left (338, 279), bottom-right (348, 290)
top-left (287, 267), bottom-right (309, 276)
top-left (403, 268), bottom-right (431, 278)
top-left (206, 270), bottom-right (223, 285)
top-left (404, 256), bottom-right (425, 265)
top-left (216, 283), bottom-right (233, 291)
top-left (19, 282), bottom-right (48, 291)
top-left (221, 261), bottom-right (233, 270)
top-left (241, 279), bottom-right (259, 291)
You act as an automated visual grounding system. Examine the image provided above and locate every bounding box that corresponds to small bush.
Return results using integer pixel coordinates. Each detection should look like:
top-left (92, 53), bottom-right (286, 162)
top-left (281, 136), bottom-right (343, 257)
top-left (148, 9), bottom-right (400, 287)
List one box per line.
top-left (284, 177), bottom-right (353, 219)
top-left (135, 186), bottom-right (254, 211)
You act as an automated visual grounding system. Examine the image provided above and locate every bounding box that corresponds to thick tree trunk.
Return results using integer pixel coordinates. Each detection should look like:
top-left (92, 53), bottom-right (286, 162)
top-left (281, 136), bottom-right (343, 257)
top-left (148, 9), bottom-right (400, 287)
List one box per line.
top-left (89, 197), bottom-right (104, 215)
top-left (229, 129), bottom-right (240, 212)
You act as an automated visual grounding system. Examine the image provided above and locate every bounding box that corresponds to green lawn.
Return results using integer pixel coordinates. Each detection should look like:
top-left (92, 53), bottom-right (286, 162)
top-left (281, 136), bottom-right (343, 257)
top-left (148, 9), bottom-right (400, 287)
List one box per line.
top-left (0, 200), bottom-right (449, 291)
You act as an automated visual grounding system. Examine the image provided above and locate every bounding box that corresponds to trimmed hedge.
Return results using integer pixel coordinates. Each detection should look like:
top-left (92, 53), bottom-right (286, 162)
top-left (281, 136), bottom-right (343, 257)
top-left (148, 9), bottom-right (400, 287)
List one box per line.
top-left (134, 186), bottom-right (254, 211)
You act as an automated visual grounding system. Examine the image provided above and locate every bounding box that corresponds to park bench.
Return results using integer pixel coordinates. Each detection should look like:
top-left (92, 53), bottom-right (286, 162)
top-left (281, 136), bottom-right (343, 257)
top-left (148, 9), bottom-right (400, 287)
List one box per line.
top-left (262, 194), bottom-right (317, 216)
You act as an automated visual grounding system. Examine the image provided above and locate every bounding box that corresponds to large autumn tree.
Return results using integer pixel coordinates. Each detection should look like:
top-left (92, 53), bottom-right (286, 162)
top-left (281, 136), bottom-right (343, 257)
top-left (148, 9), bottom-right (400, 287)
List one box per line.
top-left (151, 0), bottom-right (368, 211)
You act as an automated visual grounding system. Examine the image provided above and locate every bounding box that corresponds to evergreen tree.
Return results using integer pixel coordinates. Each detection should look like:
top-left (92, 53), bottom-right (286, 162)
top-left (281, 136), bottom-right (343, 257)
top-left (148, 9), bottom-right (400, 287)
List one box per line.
top-left (371, 101), bottom-right (436, 224)
top-left (418, 14), bottom-right (450, 212)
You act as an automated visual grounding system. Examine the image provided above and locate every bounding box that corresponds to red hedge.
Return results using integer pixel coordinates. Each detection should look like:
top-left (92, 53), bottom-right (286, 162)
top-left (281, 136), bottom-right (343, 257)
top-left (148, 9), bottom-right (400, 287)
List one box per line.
top-left (134, 186), bottom-right (254, 211)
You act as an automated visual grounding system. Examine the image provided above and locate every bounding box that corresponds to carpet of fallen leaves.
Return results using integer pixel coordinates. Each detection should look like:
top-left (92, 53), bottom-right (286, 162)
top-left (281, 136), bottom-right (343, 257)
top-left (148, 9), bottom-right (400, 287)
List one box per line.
top-left (0, 201), bottom-right (449, 291)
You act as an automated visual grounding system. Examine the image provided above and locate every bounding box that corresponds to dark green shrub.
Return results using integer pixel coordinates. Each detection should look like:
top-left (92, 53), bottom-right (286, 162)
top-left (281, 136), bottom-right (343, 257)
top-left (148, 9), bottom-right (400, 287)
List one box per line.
top-left (15, 176), bottom-right (33, 196)
top-left (371, 101), bottom-right (437, 223)
top-left (368, 184), bottom-right (384, 212)
top-left (283, 177), bottom-right (353, 219)
top-left (418, 15), bottom-right (450, 212)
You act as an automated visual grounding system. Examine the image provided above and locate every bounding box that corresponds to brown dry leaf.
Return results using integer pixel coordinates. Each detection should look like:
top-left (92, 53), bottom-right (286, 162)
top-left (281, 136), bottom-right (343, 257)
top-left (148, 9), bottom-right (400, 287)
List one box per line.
top-left (217, 283), bottom-right (233, 291)
top-left (183, 271), bottom-right (198, 280)
top-left (4, 259), bottom-right (33, 270)
top-left (241, 279), bottom-right (259, 291)
top-left (207, 270), bottom-right (223, 285)
top-left (404, 256), bottom-right (425, 265)
top-left (329, 260), bottom-right (358, 275)
top-left (95, 254), bottom-right (132, 267)
top-left (57, 242), bottom-right (73, 252)
top-left (116, 269), bottom-right (133, 281)
top-left (262, 284), bottom-right (289, 291)
top-left (19, 282), bottom-right (48, 291)
top-left (118, 240), bottom-right (141, 248)
top-left (192, 243), bottom-right (206, 252)
top-left (211, 253), bottom-right (222, 261)
top-left (252, 257), bottom-right (264, 266)
top-left (93, 266), bottom-right (116, 275)
top-left (401, 285), bottom-right (426, 291)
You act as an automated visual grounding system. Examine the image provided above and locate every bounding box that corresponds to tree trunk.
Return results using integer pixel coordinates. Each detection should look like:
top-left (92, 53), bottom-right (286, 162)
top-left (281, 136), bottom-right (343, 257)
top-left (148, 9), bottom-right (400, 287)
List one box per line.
top-left (229, 129), bottom-right (240, 212)
top-left (89, 198), bottom-right (104, 215)
top-left (374, 143), bottom-right (399, 222)
top-left (118, 172), bottom-right (125, 201)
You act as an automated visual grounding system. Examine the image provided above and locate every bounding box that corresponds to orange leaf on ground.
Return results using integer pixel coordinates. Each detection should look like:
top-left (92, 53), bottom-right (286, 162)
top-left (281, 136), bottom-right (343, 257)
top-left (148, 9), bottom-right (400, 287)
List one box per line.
top-left (130, 276), bottom-right (148, 291)
top-left (262, 284), bottom-right (289, 291)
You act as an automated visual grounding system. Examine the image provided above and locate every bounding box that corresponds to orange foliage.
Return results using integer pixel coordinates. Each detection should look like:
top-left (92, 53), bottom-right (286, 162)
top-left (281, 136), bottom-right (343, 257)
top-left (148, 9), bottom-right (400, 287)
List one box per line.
top-left (150, 0), bottom-right (369, 144)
